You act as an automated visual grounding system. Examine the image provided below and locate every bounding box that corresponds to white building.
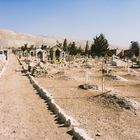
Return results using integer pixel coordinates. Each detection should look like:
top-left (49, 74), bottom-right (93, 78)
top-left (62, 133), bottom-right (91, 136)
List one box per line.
top-left (111, 55), bottom-right (126, 67)
top-left (0, 50), bottom-right (6, 62)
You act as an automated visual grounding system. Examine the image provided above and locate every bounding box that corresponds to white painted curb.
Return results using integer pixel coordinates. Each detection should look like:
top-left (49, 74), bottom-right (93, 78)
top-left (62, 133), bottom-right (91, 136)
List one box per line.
top-left (28, 75), bottom-right (94, 140)
top-left (72, 127), bottom-right (94, 140)
top-left (29, 75), bottom-right (80, 127)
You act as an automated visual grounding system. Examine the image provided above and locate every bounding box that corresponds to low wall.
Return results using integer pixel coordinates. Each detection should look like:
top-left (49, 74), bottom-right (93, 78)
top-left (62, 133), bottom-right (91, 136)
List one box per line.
top-left (28, 75), bottom-right (94, 140)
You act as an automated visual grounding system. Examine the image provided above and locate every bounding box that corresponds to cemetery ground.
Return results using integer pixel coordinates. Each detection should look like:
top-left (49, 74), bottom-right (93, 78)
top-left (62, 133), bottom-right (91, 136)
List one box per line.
top-left (33, 58), bottom-right (140, 140)
top-left (1, 53), bottom-right (140, 140)
top-left (0, 54), bottom-right (72, 140)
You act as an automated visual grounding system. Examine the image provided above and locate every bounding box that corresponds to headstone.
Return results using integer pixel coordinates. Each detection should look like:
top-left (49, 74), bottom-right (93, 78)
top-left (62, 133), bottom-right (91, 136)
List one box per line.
top-left (85, 69), bottom-right (89, 85)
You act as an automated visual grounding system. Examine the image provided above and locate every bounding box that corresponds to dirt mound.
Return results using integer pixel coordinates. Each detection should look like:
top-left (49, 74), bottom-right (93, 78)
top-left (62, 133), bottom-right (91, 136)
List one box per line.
top-left (105, 74), bottom-right (128, 81)
top-left (79, 84), bottom-right (98, 90)
top-left (51, 71), bottom-right (73, 80)
top-left (101, 94), bottom-right (132, 110)
top-left (31, 65), bottom-right (48, 78)
top-left (89, 94), bottom-right (135, 112)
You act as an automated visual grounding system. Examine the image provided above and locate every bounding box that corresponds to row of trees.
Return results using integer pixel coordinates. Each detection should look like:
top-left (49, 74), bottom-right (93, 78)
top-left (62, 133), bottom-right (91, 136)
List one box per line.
top-left (63, 39), bottom-right (84, 55)
top-left (129, 41), bottom-right (140, 57)
top-left (62, 34), bottom-right (140, 58)
top-left (21, 34), bottom-right (140, 58)
top-left (62, 33), bottom-right (109, 57)
top-left (122, 41), bottom-right (140, 58)
top-left (20, 34), bottom-right (110, 57)
top-left (21, 44), bottom-right (34, 52)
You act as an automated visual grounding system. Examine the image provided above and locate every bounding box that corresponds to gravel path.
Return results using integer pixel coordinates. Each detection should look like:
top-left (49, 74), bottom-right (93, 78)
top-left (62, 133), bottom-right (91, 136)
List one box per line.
top-left (0, 54), bottom-right (71, 140)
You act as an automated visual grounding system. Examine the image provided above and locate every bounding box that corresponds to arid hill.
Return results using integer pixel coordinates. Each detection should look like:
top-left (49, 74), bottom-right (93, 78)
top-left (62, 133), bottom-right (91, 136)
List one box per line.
top-left (0, 29), bottom-right (122, 49)
top-left (0, 29), bottom-right (90, 48)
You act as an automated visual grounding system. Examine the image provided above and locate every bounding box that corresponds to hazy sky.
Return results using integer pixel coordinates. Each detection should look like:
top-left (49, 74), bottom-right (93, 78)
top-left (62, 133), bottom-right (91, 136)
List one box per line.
top-left (0, 0), bottom-right (140, 47)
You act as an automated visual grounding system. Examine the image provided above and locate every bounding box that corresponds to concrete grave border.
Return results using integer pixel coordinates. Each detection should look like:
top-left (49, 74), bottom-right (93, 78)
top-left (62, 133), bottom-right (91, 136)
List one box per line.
top-left (28, 74), bottom-right (94, 140)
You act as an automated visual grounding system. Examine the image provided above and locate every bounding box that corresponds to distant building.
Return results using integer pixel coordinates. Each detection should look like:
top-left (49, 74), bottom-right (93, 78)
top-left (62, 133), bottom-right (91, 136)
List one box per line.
top-left (36, 48), bottom-right (47, 62)
top-left (111, 55), bottom-right (126, 67)
top-left (0, 49), bottom-right (7, 62)
top-left (110, 48), bottom-right (123, 57)
top-left (16, 45), bottom-right (66, 64)
top-left (50, 46), bottom-right (65, 63)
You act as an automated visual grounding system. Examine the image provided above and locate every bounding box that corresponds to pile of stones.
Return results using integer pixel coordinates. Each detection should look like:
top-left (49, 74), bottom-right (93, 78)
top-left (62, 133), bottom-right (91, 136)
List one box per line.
top-left (31, 63), bottom-right (48, 78)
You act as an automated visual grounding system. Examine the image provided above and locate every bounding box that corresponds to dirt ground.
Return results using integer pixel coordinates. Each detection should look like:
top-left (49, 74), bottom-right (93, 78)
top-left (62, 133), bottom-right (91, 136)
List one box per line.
top-left (35, 59), bottom-right (140, 140)
top-left (0, 54), bottom-right (71, 140)
top-left (0, 60), bottom-right (5, 73)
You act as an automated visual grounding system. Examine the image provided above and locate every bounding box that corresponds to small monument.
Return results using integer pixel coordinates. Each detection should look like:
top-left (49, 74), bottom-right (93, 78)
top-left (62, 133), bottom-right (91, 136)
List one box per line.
top-left (0, 49), bottom-right (6, 62)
